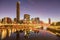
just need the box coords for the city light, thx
[0,0,60,40]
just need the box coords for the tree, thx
[56,22,60,26]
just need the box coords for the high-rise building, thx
[31,17,40,24]
[16,1,20,23]
[23,14,30,24]
[14,18,17,22]
[24,14,30,21]
[48,18,51,24]
[1,17,12,24]
[35,17,40,23]
[0,19,1,23]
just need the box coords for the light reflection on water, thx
[1,30,7,39]
[0,29,17,39]
[0,28,59,40]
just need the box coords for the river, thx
[0,29,60,40]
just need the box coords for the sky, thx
[0,0,60,23]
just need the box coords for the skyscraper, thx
[24,14,30,21]
[16,1,20,23]
[31,17,40,24]
[48,18,51,24]
[1,17,12,24]
[35,17,40,23]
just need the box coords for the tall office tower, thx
[24,14,30,21]
[48,18,51,24]
[16,1,20,23]
[1,17,12,24]
[35,17,40,23]
[0,19,1,23]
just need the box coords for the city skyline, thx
[0,0,60,23]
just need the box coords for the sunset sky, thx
[0,0,60,23]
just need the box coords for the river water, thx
[0,29,60,40]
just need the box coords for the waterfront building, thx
[16,1,20,23]
[1,17,12,24]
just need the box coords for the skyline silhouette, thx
[0,0,60,23]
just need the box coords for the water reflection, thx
[0,28,60,40]
[1,29,7,39]
[0,28,17,40]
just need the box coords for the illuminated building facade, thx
[48,18,51,24]
[31,17,40,24]
[16,1,20,23]
[35,17,40,23]
[24,14,30,21]
[14,18,17,23]
[23,14,30,24]
[1,17,12,24]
